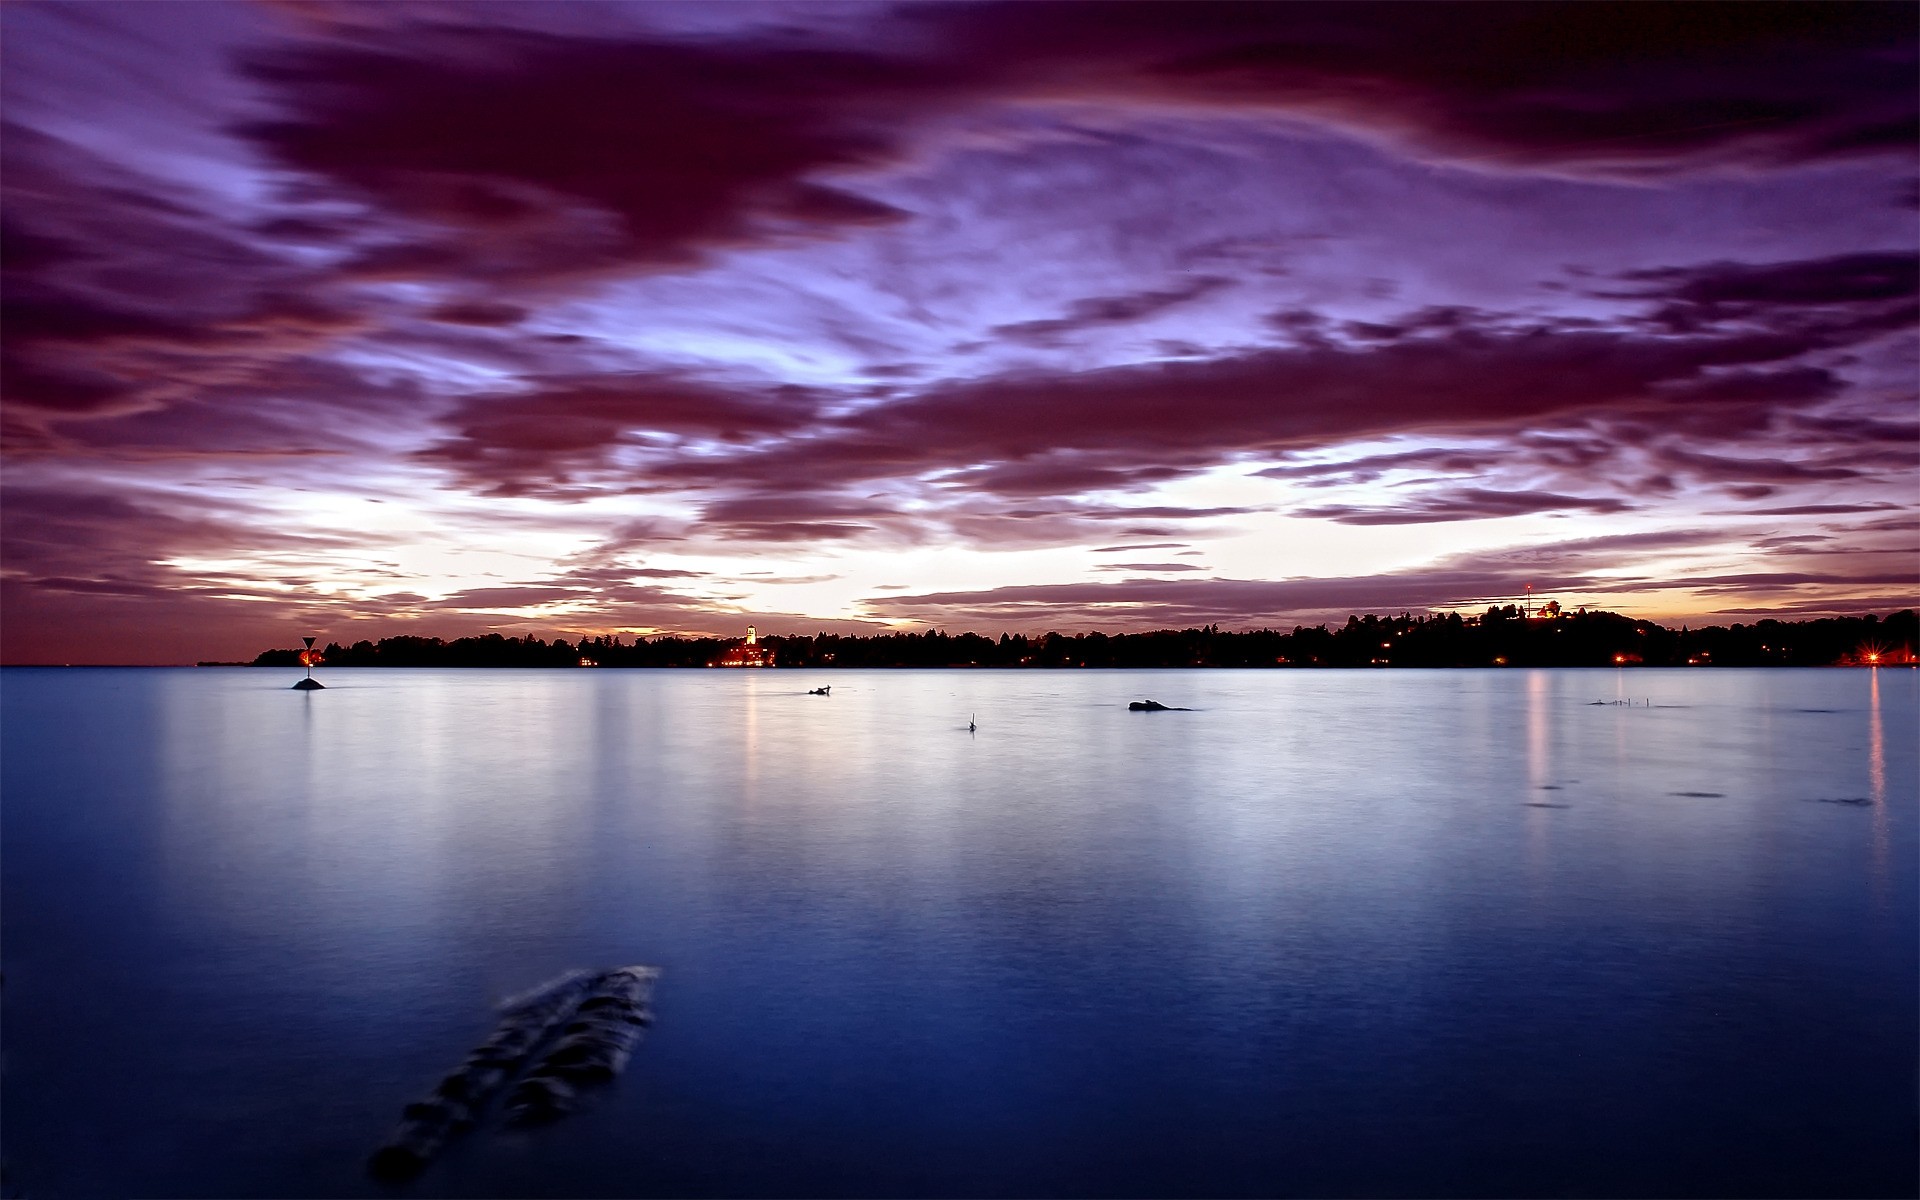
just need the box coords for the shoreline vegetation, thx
[231,608,1918,670]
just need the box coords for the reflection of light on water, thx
[744,676,760,798]
[1527,671,1550,792]
[1869,668,1886,891]
[1612,661,1629,765]
[1525,671,1551,883]
[1869,668,1885,804]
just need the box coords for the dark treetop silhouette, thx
[249,609,1916,670]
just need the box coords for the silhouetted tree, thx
[250,610,1916,669]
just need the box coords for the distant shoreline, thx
[0,661,1913,671]
[200,662,1907,669]
[213,606,1917,670]
[7,607,1912,669]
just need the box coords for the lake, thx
[3,667,1914,1197]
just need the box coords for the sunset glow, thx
[3,2,1915,663]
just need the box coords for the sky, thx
[3,1,1916,664]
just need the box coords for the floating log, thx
[367,966,655,1181]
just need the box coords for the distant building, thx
[711,624,775,668]
[1838,642,1918,666]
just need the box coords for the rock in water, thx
[368,968,641,1180]
[496,968,595,1013]
[501,1074,577,1125]
[1128,699,1170,711]
[367,1130,436,1182]
[292,678,324,690]
[506,966,658,1126]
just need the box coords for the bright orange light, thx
[1868,652,1881,663]
[298,649,322,667]
[1614,654,1626,664]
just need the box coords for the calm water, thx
[4,667,1915,1198]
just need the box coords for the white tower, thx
[747,625,757,645]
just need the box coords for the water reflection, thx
[1526,670,1551,791]
[1524,671,1554,886]
[1870,668,1886,805]
[4,666,1916,1200]
[1871,667,1887,893]
[743,674,761,799]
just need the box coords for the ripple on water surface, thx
[3,667,1915,1197]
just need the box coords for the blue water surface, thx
[4,667,1915,1197]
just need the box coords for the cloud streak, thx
[1,2,1912,661]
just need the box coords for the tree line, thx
[245,607,1917,669]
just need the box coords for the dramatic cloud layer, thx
[2,1,1914,661]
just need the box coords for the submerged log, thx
[368,967,654,1180]
[505,966,658,1126]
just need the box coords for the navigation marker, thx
[293,635,325,690]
